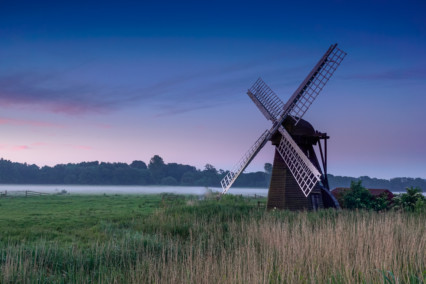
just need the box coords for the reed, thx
[0,195,424,283]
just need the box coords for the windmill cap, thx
[270,117,326,146]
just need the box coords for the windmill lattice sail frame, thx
[285,46,346,125]
[247,78,285,122]
[277,126,321,197]
[220,129,270,192]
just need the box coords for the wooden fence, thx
[0,190,49,198]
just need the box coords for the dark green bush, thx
[392,186,425,212]
[343,181,374,210]
[342,181,392,211]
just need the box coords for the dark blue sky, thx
[0,0,425,178]
[2,1,424,38]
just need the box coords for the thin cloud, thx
[0,53,284,116]
[0,117,63,128]
[31,142,92,150]
[344,66,426,81]
[12,145,30,151]
[94,53,284,110]
[0,72,115,114]
[31,142,48,146]
[136,62,275,117]
[154,100,229,117]
[70,145,92,150]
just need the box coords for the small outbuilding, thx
[331,187,394,206]
[367,188,395,200]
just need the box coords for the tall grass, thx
[0,195,424,283]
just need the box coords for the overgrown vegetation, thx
[338,181,426,212]
[393,186,426,212]
[0,194,424,283]
[342,180,377,210]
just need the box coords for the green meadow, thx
[0,194,424,283]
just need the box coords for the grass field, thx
[0,194,424,283]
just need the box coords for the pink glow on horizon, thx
[0,92,109,116]
[68,145,93,150]
[12,145,30,151]
[95,123,112,129]
[32,143,93,151]
[0,117,63,128]
[31,142,48,147]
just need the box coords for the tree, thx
[130,160,147,169]
[196,164,220,186]
[264,163,272,175]
[165,163,196,182]
[148,155,166,184]
[343,181,374,210]
[204,164,217,174]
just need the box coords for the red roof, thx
[331,187,394,200]
[331,187,350,195]
[368,189,394,198]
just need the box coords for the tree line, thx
[0,156,269,187]
[0,156,424,191]
[327,174,426,192]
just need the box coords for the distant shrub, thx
[371,192,391,211]
[343,181,374,210]
[342,181,392,211]
[392,186,425,212]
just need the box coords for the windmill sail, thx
[276,126,321,197]
[220,129,270,194]
[283,44,346,125]
[247,78,284,122]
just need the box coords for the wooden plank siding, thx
[267,149,324,210]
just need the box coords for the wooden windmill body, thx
[220,44,345,210]
[267,117,339,210]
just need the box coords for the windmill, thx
[220,44,346,210]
